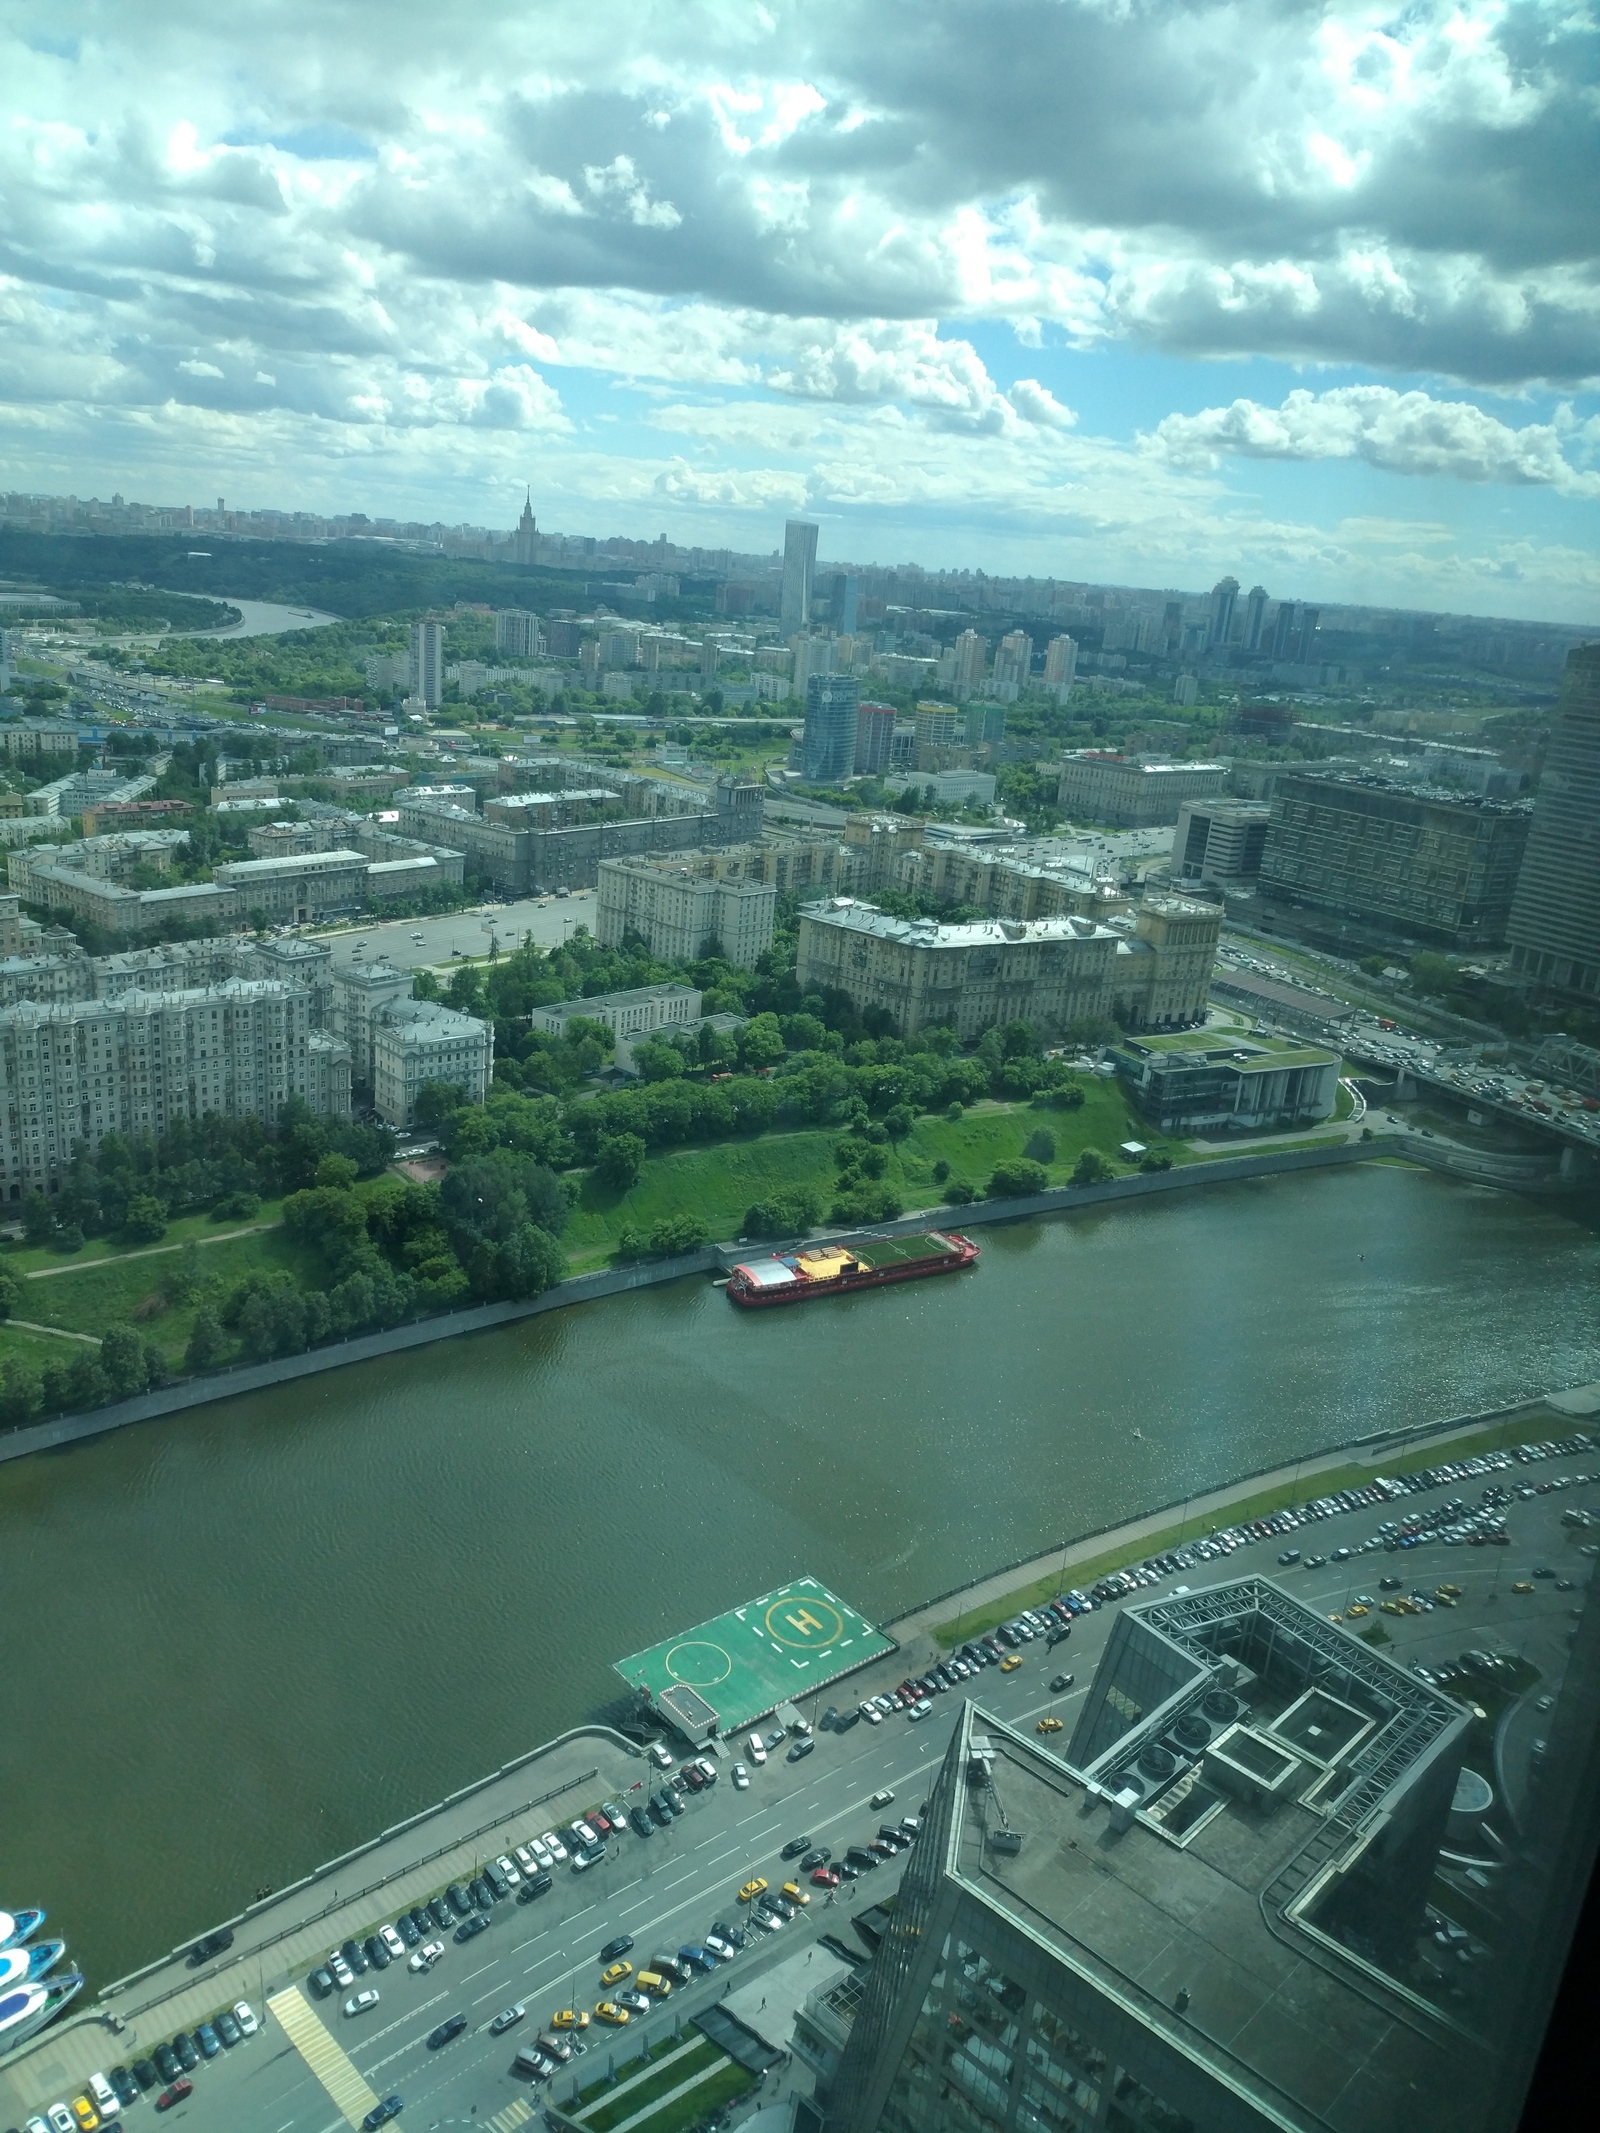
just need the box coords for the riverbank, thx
[0,1135,1402,1465]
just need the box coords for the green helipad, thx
[615,1578,897,1740]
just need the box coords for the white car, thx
[496,1854,522,1886]
[48,2106,74,2133]
[542,1831,568,1862]
[908,1698,934,1720]
[732,1762,750,1789]
[859,1701,882,1724]
[409,1939,445,1972]
[87,2075,119,2119]
[704,1934,737,1960]
[379,1924,406,1961]
[344,1990,380,2017]
[513,1844,538,1874]
[329,1953,354,1987]
[529,1837,553,1868]
[649,1742,674,1768]
[233,2002,259,2036]
[746,1732,767,1764]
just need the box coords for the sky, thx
[2,0,1599,622]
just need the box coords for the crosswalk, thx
[267,1985,381,2129]
[488,2098,534,2133]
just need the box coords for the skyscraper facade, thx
[780,519,819,635]
[409,620,444,707]
[1044,634,1078,694]
[1208,575,1239,648]
[952,629,987,699]
[829,1579,1482,2133]
[1506,642,1600,1002]
[829,571,860,633]
[1243,584,1269,651]
[801,673,859,785]
[854,701,896,776]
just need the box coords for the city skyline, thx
[1,4,1597,624]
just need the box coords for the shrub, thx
[988,1158,1050,1197]
[212,1192,262,1221]
[743,1188,823,1239]
[931,1159,950,1183]
[184,1304,227,1373]
[1039,1082,1085,1111]
[1138,1151,1174,1173]
[593,1133,646,1192]
[942,1179,975,1205]
[648,1215,711,1256]
[99,1325,151,1399]
[1071,1148,1116,1186]
[946,1101,964,1121]
[1023,1128,1056,1165]
[0,1265,21,1321]
[829,1181,904,1225]
[882,1104,915,1140]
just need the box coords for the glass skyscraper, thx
[803,674,859,785]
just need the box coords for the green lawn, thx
[616,2060,755,2133]
[563,1083,1182,1272]
[0,1320,91,1363]
[3,1198,287,1278]
[580,2040,722,2129]
[13,1225,320,1365]
[932,1405,1575,1646]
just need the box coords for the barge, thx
[725,1229,978,1306]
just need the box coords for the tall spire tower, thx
[514,490,537,567]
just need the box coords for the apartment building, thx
[0,980,351,1198]
[597,853,777,967]
[330,957,414,1085]
[371,999,492,1127]
[1058,753,1230,827]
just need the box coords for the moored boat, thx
[726,1229,979,1306]
[0,1942,65,1993]
[0,1910,44,1952]
[0,1971,83,2057]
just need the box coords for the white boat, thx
[0,1972,83,2057]
[0,1942,65,1993]
[0,1909,45,1951]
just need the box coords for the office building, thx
[1208,575,1239,648]
[854,701,897,776]
[371,998,492,1127]
[802,674,860,785]
[780,519,818,635]
[829,572,859,633]
[952,629,987,699]
[1506,641,1600,1002]
[1044,633,1078,698]
[796,893,1219,1038]
[494,608,541,658]
[1243,583,1269,651]
[409,620,445,708]
[0,981,351,1197]
[1058,754,1229,828]
[1114,1029,1338,1131]
[1259,772,1531,951]
[830,1580,1478,2133]
[597,853,777,967]
[1173,798,1271,888]
[210,850,370,924]
[889,768,999,808]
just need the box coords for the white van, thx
[747,1732,767,1764]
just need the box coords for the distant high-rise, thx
[779,519,818,635]
[992,629,1031,697]
[801,673,859,785]
[1243,583,1269,651]
[828,571,859,634]
[1270,600,1299,661]
[1507,642,1600,1003]
[1297,606,1321,664]
[791,634,835,696]
[854,701,896,776]
[409,621,444,708]
[494,609,540,658]
[514,492,537,567]
[951,628,987,699]
[1208,575,1239,648]
[1044,633,1078,696]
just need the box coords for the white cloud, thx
[1009,377,1076,429]
[1150,385,1600,495]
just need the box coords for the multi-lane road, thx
[307,891,597,978]
[18,1436,1593,2133]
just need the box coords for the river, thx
[4,1165,1597,1987]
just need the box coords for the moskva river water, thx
[4,1165,1597,1984]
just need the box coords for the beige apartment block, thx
[597,853,777,968]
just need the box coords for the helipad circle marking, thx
[665,1640,733,1687]
[764,1599,845,1649]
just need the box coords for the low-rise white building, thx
[528,982,703,1042]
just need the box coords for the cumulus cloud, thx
[1151,386,1600,495]
[1009,377,1076,429]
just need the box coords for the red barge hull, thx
[725,1230,979,1307]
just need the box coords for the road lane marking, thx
[354,1991,447,2049]
[267,1986,379,2130]
[489,2101,534,2133]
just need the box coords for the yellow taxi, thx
[1512,1579,1534,1593]
[781,1882,811,1906]
[739,1878,768,1903]
[1344,1603,1369,1617]
[999,1654,1023,1673]
[552,2008,590,2031]
[1380,1600,1404,1616]
[1437,1583,1461,1598]
[1433,1591,1457,1607]
[1036,1716,1063,1735]
[601,1960,633,1987]
[595,2001,630,2027]
[71,2101,99,2132]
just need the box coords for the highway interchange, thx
[20,1434,1594,2133]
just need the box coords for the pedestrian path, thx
[267,1985,378,2128]
[599,2057,733,2133]
[488,2097,534,2133]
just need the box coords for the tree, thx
[737,1013,785,1071]
[20,1192,54,1246]
[989,1158,1050,1196]
[1023,1128,1056,1165]
[67,1347,109,1410]
[413,1079,466,1129]
[882,1104,915,1140]
[632,1038,686,1082]
[0,1356,43,1426]
[184,1304,227,1374]
[99,1325,151,1399]
[0,1264,21,1321]
[315,1153,360,1189]
[1071,1148,1116,1185]
[123,1195,168,1244]
[648,1215,710,1255]
[593,1133,646,1192]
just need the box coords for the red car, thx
[156,2081,194,2112]
[680,1765,707,1792]
[811,1867,841,1889]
